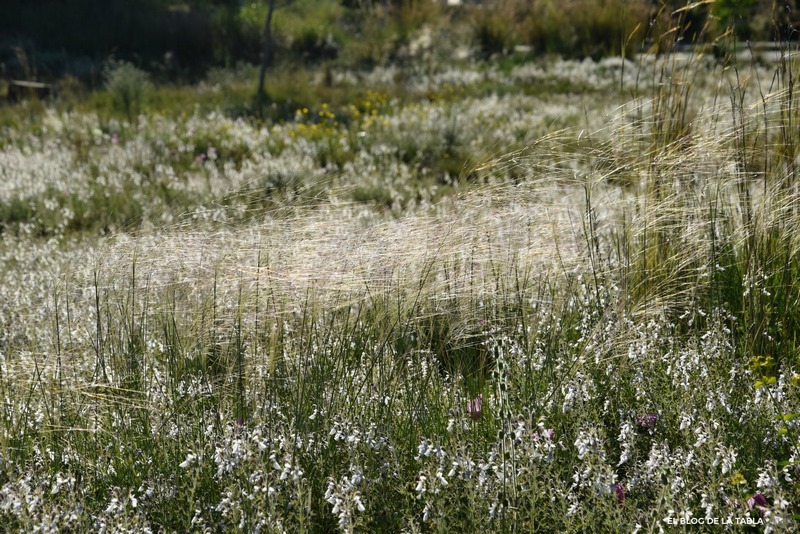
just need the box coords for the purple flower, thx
[636,413,658,430]
[613,483,625,503]
[466,394,483,420]
[747,493,768,512]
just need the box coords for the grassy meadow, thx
[2,37,800,533]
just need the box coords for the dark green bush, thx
[520,0,650,59]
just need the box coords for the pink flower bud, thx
[613,483,625,503]
[466,394,483,420]
[636,413,658,430]
[747,493,768,512]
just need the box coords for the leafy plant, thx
[104,60,151,120]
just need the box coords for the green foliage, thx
[713,0,758,38]
[472,8,517,58]
[104,61,151,120]
[472,0,651,59]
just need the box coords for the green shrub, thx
[472,12,517,57]
[521,0,650,59]
[104,60,151,120]
[470,0,650,59]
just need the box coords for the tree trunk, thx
[257,0,276,96]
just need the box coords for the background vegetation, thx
[3,0,800,84]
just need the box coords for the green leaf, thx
[755,376,776,388]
